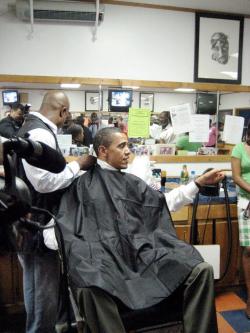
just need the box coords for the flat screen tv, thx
[196,93,217,115]
[2,90,19,105]
[108,89,132,112]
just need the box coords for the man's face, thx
[11,109,24,124]
[158,113,169,127]
[211,33,229,65]
[104,132,130,169]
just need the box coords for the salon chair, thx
[118,286,183,333]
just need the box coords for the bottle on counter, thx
[180,164,189,184]
[160,170,167,192]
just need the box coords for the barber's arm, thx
[165,169,225,212]
[22,128,95,193]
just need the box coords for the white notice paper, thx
[169,103,192,134]
[223,115,244,144]
[56,134,72,148]
[189,114,210,142]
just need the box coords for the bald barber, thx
[16,91,95,333]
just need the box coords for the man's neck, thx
[97,158,119,171]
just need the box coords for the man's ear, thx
[98,145,107,157]
[59,106,67,118]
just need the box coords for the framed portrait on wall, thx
[85,91,103,111]
[139,92,154,112]
[194,12,244,84]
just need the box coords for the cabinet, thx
[0,253,24,313]
[172,203,242,289]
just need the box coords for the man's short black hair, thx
[11,102,25,113]
[65,124,83,140]
[93,127,121,156]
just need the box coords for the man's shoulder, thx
[0,116,12,125]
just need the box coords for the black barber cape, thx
[57,165,203,310]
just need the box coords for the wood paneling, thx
[1,75,250,93]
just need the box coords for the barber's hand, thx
[195,169,225,187]
[76,155,97,170]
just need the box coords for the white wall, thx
[0,2,250,84]
[220,92,250,110]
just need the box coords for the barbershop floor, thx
[1,288,250,333]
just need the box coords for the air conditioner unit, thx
[15,0,104,24]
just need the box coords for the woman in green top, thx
[176,132,202,152]
[231,125,250,318]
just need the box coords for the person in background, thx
[176,132,202,152]
[149,115,161,140]
[155,111,176,143]
[231,123,250,319]
[75,115,92,147]
[115,115,128,135]
[218,121,224,143]
[0,102,25,138]
[16,91,95,333]
[204,120,218,147]
[65,124,84,147]
[53,127,223,333]
[88,112,102,139]
[108,116,114,127]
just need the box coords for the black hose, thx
[190,192,199,244]
[217,177,232,281]
[189,177,233,281]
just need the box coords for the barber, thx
[16,91,95,333]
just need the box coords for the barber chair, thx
[119,287,183,333]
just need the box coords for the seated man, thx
[55,127,223,333]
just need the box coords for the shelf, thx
[149,155,231,163]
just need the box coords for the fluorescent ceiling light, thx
[174,88,195,92]
[60,83,81,89]
[122,86,140,90]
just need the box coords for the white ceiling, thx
[113,0,250,16]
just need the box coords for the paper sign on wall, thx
[189,114,210,142]
[223,115,244,144]
[128,108,151,138]
[169,103,192,134]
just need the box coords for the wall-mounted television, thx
[108,89,133,112]
[196,93,218,115]
[2,90,19,105]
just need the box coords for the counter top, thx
[150,155,231,163]
[65,154,232,164]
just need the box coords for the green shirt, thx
[231,142,250,199]
[176,135,202,152]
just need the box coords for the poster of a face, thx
[194,13,244,84]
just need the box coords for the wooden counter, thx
[65,154,231,164]
[172,203,242,289]
[150,155,231,163]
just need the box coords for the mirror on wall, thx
[0,83,249,154]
